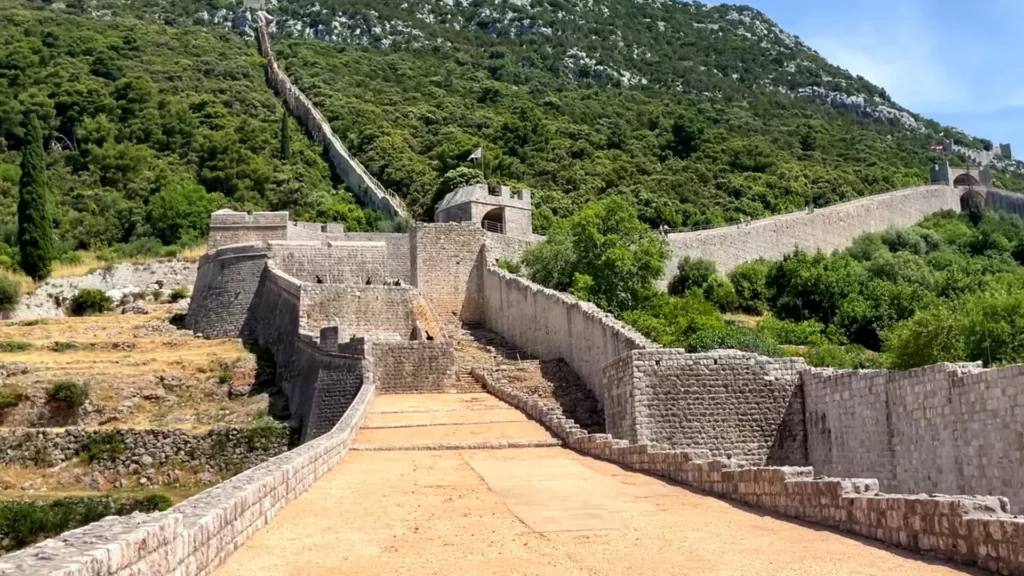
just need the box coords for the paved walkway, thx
[214,392,979,576]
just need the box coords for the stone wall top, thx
[210,210,290,227]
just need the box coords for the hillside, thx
[1,0,1022,240]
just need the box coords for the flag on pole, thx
[931,143,945,151]
[467,147,484,161]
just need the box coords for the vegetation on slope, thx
[0,1,379,277]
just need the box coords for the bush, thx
[244,417,286,451]
[496,258,521,274]
[728,260,771,314]
[0,494,172,552]
[0,273,21,313]
[757,317,825,346]
[0,386,23,409]
[119,237,164,259]
[668,257,716,297]
[806,343,883,369]
[703,275,738,312]
[216,362,234,385]
[69,289,112,316]
[46,380,89,407]
[0,340,32,352]
[168,286,189,303]
[82,431,126,462]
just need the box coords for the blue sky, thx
[736,0,1024,151]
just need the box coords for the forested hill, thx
[1,0,1022,251]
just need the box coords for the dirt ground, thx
[215,393,980,576]
[0,305,263,429]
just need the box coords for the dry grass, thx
[0,305,264,430]
[179,243,208,262]
[50,252,104,279]
[0,462,210,503]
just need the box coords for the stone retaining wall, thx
[803,362,1024,513]
[665,185,960,279]
[0,380,376,576]
[256,18,407,220]
[475,369,1023,576]
[0,425,287,475]
[345,232,411,283]
[602,349,807,465]
[480,264,655,399]
[299,284,420,340]
[267,241,387,285]
[373,341,457,393]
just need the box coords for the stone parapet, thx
[373,340,458,393]
[0,382,376,576]
[475,369,1023,576]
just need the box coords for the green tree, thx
[17,117,54,280]
[147,181,225,245]
[668,257,717,297]
[280,109,290,161]
[522,196,668,315]
[729,260,771,314]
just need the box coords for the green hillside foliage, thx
[0,2,378,269]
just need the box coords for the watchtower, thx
[434,183,533,237]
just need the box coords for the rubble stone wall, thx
[299,284,419,340]
[267,241,387,285]
[602,349,807,465]
[373,341,457,393]
[344,232,411,283]
[803,362,1024,513]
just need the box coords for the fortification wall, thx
[373,341,457,393]
[602,349,806,464]
[345,232,411,282]
[208,211,289,250]
[665,185,960,278]
[256,20,407,220]
[481,265,655,399]
[298,284,419,340]
[0,380,376,576]
[267,241,387,284]
[984,187,1024,220]
[803,362,1024,512]
[411,223,487,324]
[483,233,539,266]
[185,244,270,338]
[301,338,369,442]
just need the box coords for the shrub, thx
[151,288,164,303]
[245,416,286,452]
[496,258,521,274]
[0,340,32,352]
[0,273,21,313]
[806,343,883,369]
[216,363,234,385]
[82,431,126,462]
[757,317,825,346]
[46,380,89,407]
[668,257,716,296]
[168,286,189,303]
[0,386,23,409]
[50,341,80,352]
[0,494,172,552]
[703,275,738,312]
[14,318,47,326]
[119,237,164,259]
[728,260,771,314]
[69,288,112,316]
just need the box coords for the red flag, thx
[931,143,945,151]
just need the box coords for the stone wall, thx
[602,349,806,465]
[984,187,1024,220]
[480,265,655,400]
[185,244,271,338]
[267,241,387,284]
[803,362,1024,513]
[256,18,407,220]
[208,211,289,250]
[478,370,1023,576]
[0,380,376,576]
[0,425,287,475]
[302,339,371,442]
[344,232,411,283]
[411,223,487,324]
[665,185,960,279]
[299,284,419,340]
[373,341,457,393]
[483,233,539,266]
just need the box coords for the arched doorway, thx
[960,188,986,212]
[481,207,505,234]
[953,173,981,187]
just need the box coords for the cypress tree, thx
[17,116,55,280]
[280,108,290,161]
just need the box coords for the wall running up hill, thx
[255,16,407,220]
[665,185,961,278]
